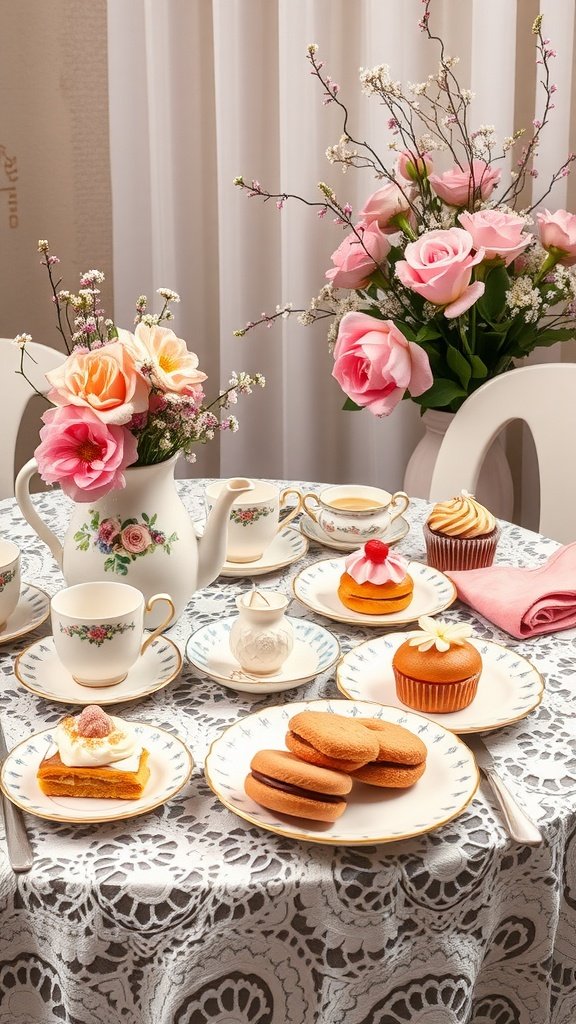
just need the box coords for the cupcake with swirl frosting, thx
[424,491,499,570]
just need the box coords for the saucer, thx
[0,722,194,824]
[0,583,50,645]
[337,632,545,734]
[293,557,456,627]
[219,527,308,578]
[14,634,182,706]
[186,615,340,693]
[300,515,410,552]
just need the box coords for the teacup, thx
[0,540,21,629]
[51,582,175,686]
[205,481,303,563]
[303,485,410,545]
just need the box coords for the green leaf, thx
[117,555,131,564]
[446,346,471,389]
[342,397,363,411]
[470,354,488,379]
[477,265,510,322]
[532,327,576,347]
[142,512,150,524]
[150,513,157,526]
[120,517,138,529]
[415,324,443,343]
[418,378,467,410]
[89,511,100,531]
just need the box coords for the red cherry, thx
[364,539,389,563]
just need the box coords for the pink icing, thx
[77,705,113,738]
[344,545,410,585]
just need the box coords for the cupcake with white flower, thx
[392,616,482,712]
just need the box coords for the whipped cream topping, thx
[427,490,496,538]
[344,541,409,586]
[408,615,473,653]
[55,712,139,767]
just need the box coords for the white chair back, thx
[429,363,576,544]
[0,338,65,499]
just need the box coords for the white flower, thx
[408,616,473,653]
[13,333,32,348]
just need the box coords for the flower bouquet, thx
[234,4,576,418]
[16,241,264,500]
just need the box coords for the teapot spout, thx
[197,477,254,590]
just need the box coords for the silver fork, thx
[0,719,34,872]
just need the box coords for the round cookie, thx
[352,759,427,788]
[244,749,351,822]
[287,710,379,772]
[338,572,414,616]
[357,718,428,766]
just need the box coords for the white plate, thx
[186,615,340,694]
[300,514,410,552]
[337,633,545,734]
[0,722,194,823]
[219,528,308,578]
[0,583,50,645]
[14,634,182,706]
[293,558,456,627]
[204,698,479,845]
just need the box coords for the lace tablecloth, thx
[0,482,575,1024]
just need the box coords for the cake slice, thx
[37,748,150,799]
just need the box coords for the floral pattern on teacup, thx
[324,521,381,537]
[58,621,136,646]
[0,567,16,592]
[229,505,274,526]
[74,511,178,575]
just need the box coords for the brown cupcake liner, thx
[424,523,500,571]
[393,667,481,713]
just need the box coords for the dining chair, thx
[0,337,64,499]
[428,362,576,544]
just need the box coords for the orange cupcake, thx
[392,616,482,713]
[338,540,413,615]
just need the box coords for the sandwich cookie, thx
[351,718,428,788]
[286,709,379,772]
[244,749,352,822]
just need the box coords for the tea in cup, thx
[51,582,175,686]
[0,540,21,629]
[205,480,303,563]
[303,485,409,545]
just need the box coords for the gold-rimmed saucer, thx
[219,527,308,578]
[0,583,50,645]
[14,634,182,706]
[337,632,545,734]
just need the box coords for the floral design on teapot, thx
[0,567,16,593]
[74,510,178,575]
[58,620,136,646]
[229,505,274,526]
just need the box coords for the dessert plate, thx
[300,514,410,552]
[204,698,479,845]
[293,558,456,627]
[219,528,308,578]
[337,632,545,734]
[14,634,182,706]
[0,583,50,645]
[186,616,340,694]
[0,722,194,823]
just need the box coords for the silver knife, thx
[0,719,34,872]
[467,734,543,846]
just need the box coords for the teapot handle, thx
[15,458,64,570]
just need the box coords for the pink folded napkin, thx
[447,542,576,639]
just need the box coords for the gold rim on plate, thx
[0,584,51,645]
[13,634,183,706]
[335,635,545,735]
[220,529,309,577]
[203,698,480,846]
[291,557,457,627]
[0,724,194,824]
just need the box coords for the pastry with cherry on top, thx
[338,540,413,615]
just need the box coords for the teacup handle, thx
[141,593,176,654]
[387,491,410,523]
[301,492,320,525]
[277,488,304,533]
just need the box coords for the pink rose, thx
[46,342,150,425]
[396,150,433,182]
[98,517,121,545]
[358,182,413,231]
[120,325,208,395]
[537,209,576,266]
[120,524,152,554]
[429,160,501,206]
[35,406,138,502]
[458,210,531,267]
[332,312,433,416]
[325,221,391,289]
[395,228,485,318]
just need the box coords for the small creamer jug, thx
[229,590,294,675]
